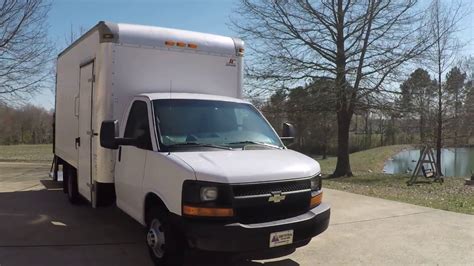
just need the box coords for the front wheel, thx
[146,207,184,265]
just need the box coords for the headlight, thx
[310,173,322,191]
[200,186,218,201]
[182,180,233,218]
[310,174,323,208]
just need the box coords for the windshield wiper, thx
[225,141,281,149]
[168,142,232,150]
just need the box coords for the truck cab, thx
[100,92,330,264]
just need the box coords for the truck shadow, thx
[189,259,299,266]
[0,180,299,266]
[190,258,299,266]
[244,260,299,266]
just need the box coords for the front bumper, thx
[181,203,330,258]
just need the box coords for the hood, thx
[171,149,320,184]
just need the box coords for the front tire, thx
[146,207,184,265]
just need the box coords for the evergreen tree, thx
[399,68,436,143]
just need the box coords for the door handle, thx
[87,130,99,136]
[75,137,80,148]
[118,146,122,162]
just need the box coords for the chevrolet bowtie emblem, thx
[268,191,286,203]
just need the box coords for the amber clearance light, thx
[176,42,186,47]
[310,191,323,208]
[183,205,234,217]
[187,43,198,49]
[165,40,175,46]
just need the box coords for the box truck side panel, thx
[92,43,116,185]
[55,31,101,168]
[56,31,101,185]
[111,44,242,121]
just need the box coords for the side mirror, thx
[281,122,296,143]
[100,120,120,149]
[100,120,137,149]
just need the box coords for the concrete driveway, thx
[0,162,473,266]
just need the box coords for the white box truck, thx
[53,21,330,265]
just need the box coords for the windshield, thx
[152,99,283,150]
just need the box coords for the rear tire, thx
[62,164,69,194]
[66,165,80,204]
[146,207,184,265]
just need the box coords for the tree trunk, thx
[379,114,384,146]
[322,144,327,160]
[333,109,353,177]
[434,5,444,176]
[364,111,372,148]
[436,69,443,176]
[454,92,458,147]
[332,0,353,177]
[391,116,396,145]
[418,94,426,143]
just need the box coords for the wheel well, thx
[144,193,168,225]
[63,161,77,176]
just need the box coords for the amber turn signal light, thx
[310,191,323,208]
[182,205,234,217]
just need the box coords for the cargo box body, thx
[55,21,243,204]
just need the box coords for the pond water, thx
[383,147,474,177]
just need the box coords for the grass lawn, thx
[318,145,474,215]
[0,144,53,163]
[318,144,413,174]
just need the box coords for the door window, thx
[124,101,153,150]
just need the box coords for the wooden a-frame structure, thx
[407,146,444,185]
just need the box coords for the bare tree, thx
[0,102,53,144]
[64,24,86,47]
[233,0,433,177]
[0,0,53,102]
[424,0,464,175]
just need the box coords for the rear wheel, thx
[146,207,184,265]
[62,164,69,194]
[65,165,80,204]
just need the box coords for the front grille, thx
[234,201,309,224]
[231,179,311,224]
[233,179,310,197]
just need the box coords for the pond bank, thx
[317,145,474,214]
[384,147,474,177]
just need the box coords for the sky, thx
[32,0,474,110]
[34,0,236,109]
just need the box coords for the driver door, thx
[115,100,154,220]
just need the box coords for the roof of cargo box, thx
[141,92,249,103]
[58,21,244,58]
